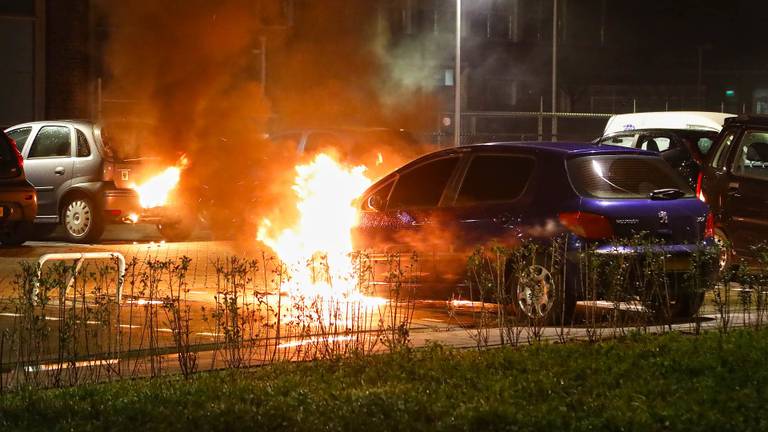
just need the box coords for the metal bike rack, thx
[33,252,126,304]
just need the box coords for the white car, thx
[597,111,735,187]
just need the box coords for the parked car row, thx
[597,112,768,268]
[351,111,768,320]
[3,113,768,324]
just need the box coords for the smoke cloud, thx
[98,0,440,246]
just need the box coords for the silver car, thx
[3,120,187,243]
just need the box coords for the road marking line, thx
[124,299,164,305]
[278,335,354,349]
[25,358,119,372]
[196,332,221,337]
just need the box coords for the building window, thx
[442,69,455,87]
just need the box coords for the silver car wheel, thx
[64,199,92,238]
[517,264,555,319]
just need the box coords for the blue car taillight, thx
[558,211,614,240]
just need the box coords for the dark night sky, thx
[605,1,767,69]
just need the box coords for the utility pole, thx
[454,0,462,147]
[551,0,558,141]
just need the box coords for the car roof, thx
[4,119,96,132]
[457,141,653,156]
[723,114,768,128]
[603,111,735,135]
[391,141,654,174]
[272,127,409,135]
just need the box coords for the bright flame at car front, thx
[257,153,379,301]
[130,155,188,209]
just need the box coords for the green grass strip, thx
[2,330,768,431]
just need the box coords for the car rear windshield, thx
[567,155,693,199]
[100,122,151,160]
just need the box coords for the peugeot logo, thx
[658,210,669,225]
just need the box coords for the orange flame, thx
[130,155,188,209]
[257,153,375,300]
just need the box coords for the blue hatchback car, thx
[353,142,716,320]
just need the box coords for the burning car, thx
[353,142,718,321]
[189,127,429,240]
[3,120,190,243]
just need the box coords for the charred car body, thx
[268,127,427,178]
[353,142,717,320]
[188,127,429,240]
[4,120,188,243]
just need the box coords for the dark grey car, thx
[4,120,182,243]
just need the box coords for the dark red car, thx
[0,132,37,245]
[698,115,768,267]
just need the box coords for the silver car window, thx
[6,127,32,153]
[28,126,71,158]
[76,129,91,157]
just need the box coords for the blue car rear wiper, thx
[649,188,685,200]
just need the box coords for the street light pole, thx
[551,0,558,141]
[454,0,462,147]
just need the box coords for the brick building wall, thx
[44,0,93,120]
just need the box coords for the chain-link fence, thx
[429,110,613,147]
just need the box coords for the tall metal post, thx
[454,0,462,147]
[551,0,558,141]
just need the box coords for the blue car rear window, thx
[567,155,693,199]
